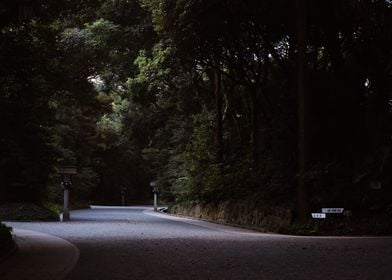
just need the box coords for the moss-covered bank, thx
[0,203,59,222]
[170,200,293,233]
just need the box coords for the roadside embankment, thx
[169,200,292,233]
[169,201,392,236]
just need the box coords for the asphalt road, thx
[6,206,392,280]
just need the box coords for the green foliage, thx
[137,0,392,230]
[1,0,157,206]
[0,20,58,204]
[181,108,221,199]
[42,202,63,214]
[1,0,391,233]
[0,203,59,221]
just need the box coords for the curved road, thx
[6,206,392,280]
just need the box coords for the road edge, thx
[143,209,267,236]
[0,229,80,280]
[144,209,392,239]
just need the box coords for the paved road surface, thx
[6,206,392,280]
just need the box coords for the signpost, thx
[150,181,158,212]
[58,166,77,222]
[312,208,345,220]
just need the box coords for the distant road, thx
[6,206,392,280]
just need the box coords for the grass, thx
[0,203,59,222]
[43,202,62,215]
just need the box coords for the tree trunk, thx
[250,86,259,169]
[296,0,309,222]
[215,70,224,165]
[19,1,35,21]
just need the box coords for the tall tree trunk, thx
[296,0,309,222]
[19,1,35,21]
[250,86,258,169]
[215,70,223,165]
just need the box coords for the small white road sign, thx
[321,208,344,214]
[311,213,326,219]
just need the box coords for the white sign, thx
[311,213,326,219]
[322,208,344,214]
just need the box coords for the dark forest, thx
[1,0,391,235]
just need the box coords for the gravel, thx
[6,206,392,280]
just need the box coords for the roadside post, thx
[121,187,126,206]
[150,181,158,212]
[58,166,77,222]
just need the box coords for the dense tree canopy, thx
[1,0,391,231]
